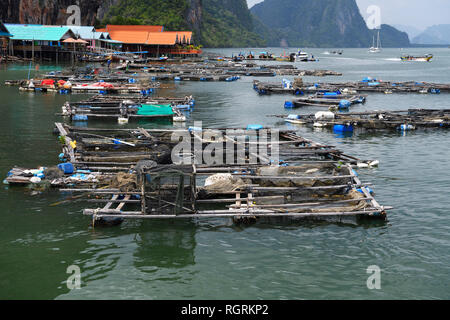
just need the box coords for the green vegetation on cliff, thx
[200,0,265,47]
[100,0,189,30]
[99,0,265,47]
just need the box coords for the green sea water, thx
[0,48,449,299]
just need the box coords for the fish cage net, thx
[141,169,195,215]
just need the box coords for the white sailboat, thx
[369,30,382,53]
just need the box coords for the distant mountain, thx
[392,24,424,40]
[376,24,410,48]
[0,0,411,48]
[251,0,410,48]
[412,24,450,45]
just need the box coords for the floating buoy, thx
[173,116,186,122]
[30,177,41,184]
[284,101,294,108]
[118,117,129,124]
[369,160,380,167]
[357,162,369,168]
[315,111,335,120]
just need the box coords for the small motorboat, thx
[401,54,433,62]
[295,50,309,61]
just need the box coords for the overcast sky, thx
[247,0,450,30]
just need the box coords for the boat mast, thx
[377,30,381,49]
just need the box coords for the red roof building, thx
[101,25,199,57]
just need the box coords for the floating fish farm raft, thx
[253,79,450,95]
[59,95,195,123]
[285,93,367,110]
[5,123,391,225]
[277,108,450,132]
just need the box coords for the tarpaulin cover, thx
[41,79,55,86]
[137,104,174,116]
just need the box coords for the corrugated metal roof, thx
[0,22,12,37]
[5,24,74,41]
[68,26,96,39]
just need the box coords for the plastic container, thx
[333,124,353,133]
[315,111,335,120]
[246,124,264,131]
[73,115,88,121]
[284,101,294,108]
[188,126,202,132]
[399,124,415,131]
[339,100,351,109]
[58,163,74,174]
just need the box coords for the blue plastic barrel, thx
[284,101,294,108]
[339,100,352,109]
[58,163,74,174]
[333,124,353,133]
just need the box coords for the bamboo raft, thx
[14,79,160,94]
[275,108,450,131]
[59,100,187,123]
[5,124,390,224]
[59,95,195,122]
[289,94,367,109]
[253,79,450,95]
[44,124,389,224]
